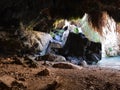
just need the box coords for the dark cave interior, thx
[0,0,120,31]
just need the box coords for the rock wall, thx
[80,12,120,57]
[100,12,120,57]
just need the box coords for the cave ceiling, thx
[0,0,120,28]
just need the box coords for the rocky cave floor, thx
[0,55,120,90]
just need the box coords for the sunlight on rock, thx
[79,13,120,57]
[101,12,119,57]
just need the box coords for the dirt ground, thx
[0,55,120,90]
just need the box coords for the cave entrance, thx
[52,12,120,69]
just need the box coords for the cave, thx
[0,0,120,64]
[0,0,120,90]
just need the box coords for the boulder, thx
[0,30,52,56]
[41,53,66,62]
[16,30,52,56]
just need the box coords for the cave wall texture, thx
[0,0,120,31]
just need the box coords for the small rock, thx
[52,62,83,69]
[36,69,50,76]
[80,60,88,67]
[41,81,60,90]
[54,55,66,62]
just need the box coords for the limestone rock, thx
[0,30,52,56]
[36,69,50,76]
[16,30,52,55]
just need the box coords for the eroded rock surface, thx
[0,30,52,56]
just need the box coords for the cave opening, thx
[52,12,120,69]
